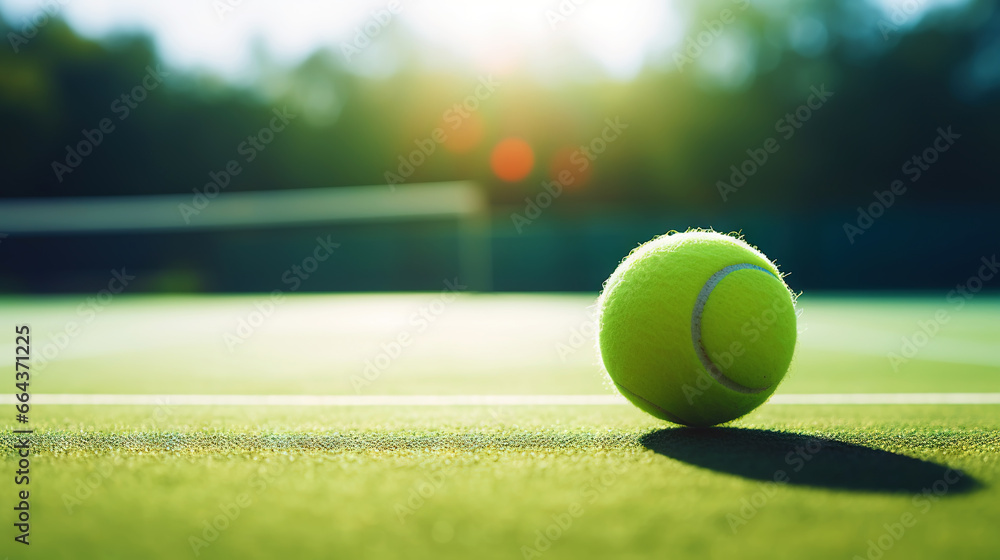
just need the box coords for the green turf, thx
[2,293,999,559]
[3,293,999,395]
[2,405,999,559]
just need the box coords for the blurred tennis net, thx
[0,181,493,291]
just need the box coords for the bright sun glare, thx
[402,0,681,79]
[0,0,681,81]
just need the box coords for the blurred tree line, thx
[0,1,998,293]
[1,0,997,210]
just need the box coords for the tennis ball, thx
[598,230,797,427]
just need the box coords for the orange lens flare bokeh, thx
[490,137,535,182]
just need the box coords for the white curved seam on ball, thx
[691,263,775,394]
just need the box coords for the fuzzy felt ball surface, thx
[597,230,797,426]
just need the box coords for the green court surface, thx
[2,294,999,559]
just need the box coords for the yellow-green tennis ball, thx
[598,230,797,427]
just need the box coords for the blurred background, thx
[0,0,997,293]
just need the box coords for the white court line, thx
[2,393,1000,406]
[774,393,1000,405]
